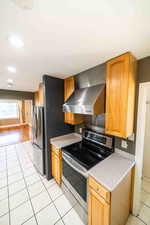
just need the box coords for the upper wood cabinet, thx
[34,83,44,106]
[105,52,137,138]
[64,77,83,125]
[64,76,75,101]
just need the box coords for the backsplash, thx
[75,118,135,155]
[115,137,135,155]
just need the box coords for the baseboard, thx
[0,123,29,131]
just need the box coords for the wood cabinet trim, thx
[88,171,132,225]
[51,145,62,185]
[51,145,61,156]
[64,76,83,125]
[88,186,110,225]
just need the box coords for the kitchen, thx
[0,1,150,225]
[48,52,136,225]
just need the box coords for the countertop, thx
[51,133,135,192]
[50,133,82,149]
[88,149,135,192]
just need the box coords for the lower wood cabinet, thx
[51,145,62,185]
[51,145,132,225]
[88,188,110,225]
[88,172,132,225]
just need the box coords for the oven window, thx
[62,159,87,202]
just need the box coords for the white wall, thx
[143,90,150,179]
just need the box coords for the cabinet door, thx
[106,52,136,138]
[64,77,74,101]
[88,188,110,225]
[55,155,62,185]
[64,77,83,125]
[51,151,55,178]
[51,151,62,185]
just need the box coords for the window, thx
[0,102,19,120]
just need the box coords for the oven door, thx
[62,152,87,205]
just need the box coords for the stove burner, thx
[62,131,114,170]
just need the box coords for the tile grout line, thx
[16,144,39,224]
[21,202,55,225]
[0,150,34,217]
[5,145,11,225]
[143,202,150,209]
[135,215,148,225]
[38,174,67,225]
[2,142,86,225]
[2,189,49,217]
[38,174,65,224]
[1,173,44,202]
[24,142,66,224]
[39,176,82,225]
[35,153,87,224]
[15,143,39,225]
[142,188,150,195]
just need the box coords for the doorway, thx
[0,99,33,147]
[133,82,150,223]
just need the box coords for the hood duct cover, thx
[63,84,105,115]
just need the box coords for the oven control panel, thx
[83,130,113,149]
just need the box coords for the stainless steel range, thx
[62,129,114,210]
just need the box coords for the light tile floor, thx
[0,142,150,225]
[125,177,150,225]
[0,142,86,225]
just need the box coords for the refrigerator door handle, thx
[35,113,38,138]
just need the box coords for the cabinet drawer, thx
[89,176,110,203]
[51,145,61,156]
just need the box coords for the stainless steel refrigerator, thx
[32,106,45,175]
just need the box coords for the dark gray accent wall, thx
[43,75,73,180]
[138,56,150,83]
[0,89,34,100]
[76,63,106,89]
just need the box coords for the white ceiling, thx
[0,0,150,92]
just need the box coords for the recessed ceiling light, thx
[8,84,13,88]
[8,35,24,48]
[8,66,16,73]
[7,79,13,88]
[12,0,34,10]
[7,78,13,84]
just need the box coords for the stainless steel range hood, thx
[63,84,105,115]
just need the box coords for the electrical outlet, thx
[128,133,135,141]
[79,128,83,134]
[121,140,128,149]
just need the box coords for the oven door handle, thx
[62,154,88,178]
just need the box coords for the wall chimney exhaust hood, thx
[63,84,105,115]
